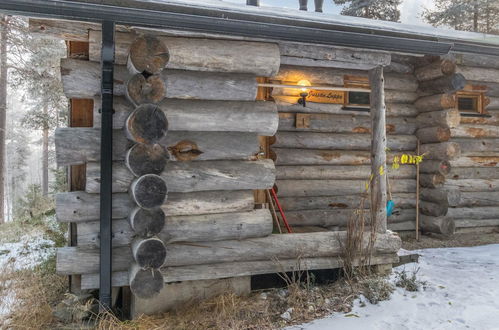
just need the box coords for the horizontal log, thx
[385,61,414,74]
[56,190,254,223]
[488,98,499,110]
[451,125,499,139]
[278,43,391,71]
[56,231,402,274]
[460,111,499,125]
[129,263,164,299]
[416,109,460,129]
[420,216,455,235]
[29,18,97,41]
[287,208,415,227]
[126,100,278,137]
[274,96,417,116]
[419,173,445,188]
[450,156,499,167]
[126,70,257,105]
[388,221,415,232]
[278,113,416,135]
[456,65,499,84]
[419,201,447,217]
[420,188,461,207]
[128,35,280,76]
[86,159,275,194]
[415,59,456,82]
[467,81,499,97]
[418,73,466,94]
[132,237,167,269]
[449,167,499,180]
[80,254,399,289]
[275,179,416,197]
[419,160,451,175]
[444,179,499,192]
[446,206,499,220]
[414,94,456,113]
[276,165,415,180]
[453,138,499,156]
[420,142,461,160]
[278,193,417,211]
[56,128,260,166]
[274,66,417,92]
[273,132,416,151]
[455,219,499,228]
[61,59,129,98]
[78,209,273,247]
[458,191,499,207]
[416,127,451,143]
[452,53,499,70]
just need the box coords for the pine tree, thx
[423,0,499,34]
[333,0,402,22]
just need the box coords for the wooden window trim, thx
[456,91,486,114]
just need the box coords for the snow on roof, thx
[130,0,499,47]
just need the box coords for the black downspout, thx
[99,20,115,311]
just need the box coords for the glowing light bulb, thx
[297,79,311,92]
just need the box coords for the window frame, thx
[456,91,486,114]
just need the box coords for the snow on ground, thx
[290,244,499,330]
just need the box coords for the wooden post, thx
[416,140,420,241]
[368,66,387,233]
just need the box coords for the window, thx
[343,75,370,110]
[347,91,370,106]
[456,91,485,114]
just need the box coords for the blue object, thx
[386,200,395,217]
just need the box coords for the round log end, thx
[439,160,451,175]
[421,216,455,236]
[133,238,167,269]
[129,36,169,75]
[127,74,165,105]
[130,267,164,299]
[131,174,168,209]
[126,143,169,177]
[441,94,457,109]
[451,73,467,91]
[130,207,166,237]
[126,104,168,144]
[441,59,457,75]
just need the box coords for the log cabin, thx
[5,0,499,318]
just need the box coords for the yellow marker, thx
[379,165,385,176]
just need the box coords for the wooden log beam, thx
[419,160,451,175]
[126,71,257,105]
[80,254,399,289]
[286,208,415,227]
[419,201,448,217]
[56,231,402,274]
[273,96,418,117]
[446,206,499,219]
[444,179,499,192]
[416,109,460,129]
[420,188,461,206]
[454,138,499,156]
[460,111,499,125]
[388,221,415,232]
[418,73,467,94]
[129,263,164,299]
[369,66,388,233]
[450,156,499,168]
[278,43,391,71]
[278,113,416,135]
[275,179,415,197]
[273,132,416,151]
[420,142,461,160]
[420,216,455,235]
[452,53,499,70]
[458,191,499,207]
[419,173,445,188]
[415,94,456,113]
[55,128,260,166]
[128,35,280,76]
[455,219,499,228]
[77,209,273,247]
[29,18,100,41]
[86,159,276,194]
[414,59,456,82]
[278,193,417,211]
[416,127,451,143]
[456,65,499,84]
[451,125,499,139]
[275,165,416,180]
[56,190,254,223]
[450,167,499,180]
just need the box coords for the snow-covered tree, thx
[423,0,499,34]
[333,0,402,22]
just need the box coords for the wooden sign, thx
[307,90,345,104]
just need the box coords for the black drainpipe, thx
[99,20,115,311]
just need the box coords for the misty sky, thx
[225,0,436,26]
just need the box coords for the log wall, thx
[270,63,418,232]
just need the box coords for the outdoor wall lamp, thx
[297,79,311,107]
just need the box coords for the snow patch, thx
[0,233,55,271]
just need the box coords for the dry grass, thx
[0,263,66,329]
[95,278,361,330]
